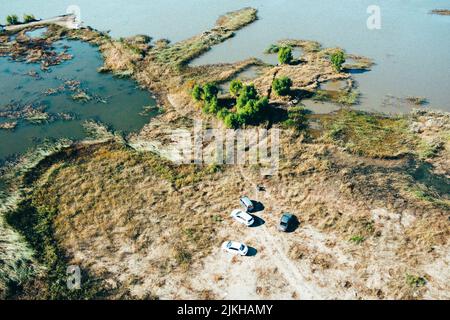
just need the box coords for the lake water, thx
[0,40,157,161]
[2,0,449,114]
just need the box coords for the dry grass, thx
[255,267,288,298]
[12,142,245,298]
[430,9,450,16]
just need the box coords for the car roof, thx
[236,210,252,220]
[229,241,242,249]
[240,196,253,206]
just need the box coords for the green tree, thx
[205,96,220,114]
[236,84,258,108]
[331,50,346,72]
[191,84,204,101]
[6,14,19,25]
[278,46,293,65]
[272,76,293,96]
[229,79,243,97]
[224,113,241,129]
[236,96,268,125]
[202,83,219,102]
[217,108,230,120]
[23,14,36,23]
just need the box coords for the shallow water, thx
[1,0,450,112]
[0,40,156,161]
[25,27,47,39]
[1,0,449,115]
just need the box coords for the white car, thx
[230,209,255,226]
[221,241,249,256]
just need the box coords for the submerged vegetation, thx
[406,96,428,106]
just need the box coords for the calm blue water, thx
[1,1,449,113]
[0,40,157,160]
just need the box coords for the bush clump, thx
[23,14,36,23]
[192,82,268,129]
[330,50,346,72]
[272,76,293,96]
[406,274,427,288]
[229,79,243,97]
[6,14,20,26]
[192,83,219,103]
[278,46,293,65]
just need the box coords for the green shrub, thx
[217,108,230,120]
[229,79,243,97]
[192,83,219,103]
[6,14,20,26]
[272,76,293,96]
[224,113,241,129]
[349,235,365,244]
[278,46,293,65]
[406,274,427,288]
[236,84,258,107]
[236,96,268,125]
[202,83,219,102]
[23,14,36,23]
[204,96,220,114]
[192,84,204,101]
[284,105,308,130]
[192,82,268,128]
[331,50,346,72]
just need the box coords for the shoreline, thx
[3,14,80,32]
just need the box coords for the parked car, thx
[230,209,255,226]
[279,213,297,232]
[221,241,249,256]
[240,196,254,212]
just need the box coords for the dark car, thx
[279,213,297,232]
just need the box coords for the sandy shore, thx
[4,14,80,32]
